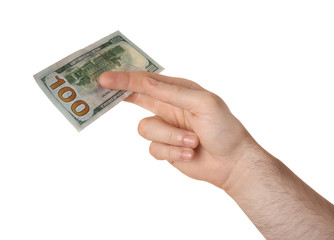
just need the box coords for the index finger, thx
[99,71,207,112]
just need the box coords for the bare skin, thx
[99,71,334,240]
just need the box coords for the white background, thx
[0,0,333,239]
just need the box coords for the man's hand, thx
[99,71,334,240]
[99,71,254,190]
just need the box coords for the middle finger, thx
[138,116,199,149]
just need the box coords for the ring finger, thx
[149,142,195,162]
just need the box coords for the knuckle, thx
[187,80,202,90]
[203,91,223,108]
[175,85,184,93]
[142,75,156,90]
[190,82,201,89]
[167,130,174,144]
[169,83,183,93]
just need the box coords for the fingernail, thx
[183,135,198,147]
[181,150,193,161]
[147,77,159,86]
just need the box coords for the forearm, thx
[225,145,334,240]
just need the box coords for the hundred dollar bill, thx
[34,31,164,131]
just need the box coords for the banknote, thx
[34,31,164,131]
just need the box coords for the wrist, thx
[221,142,275,198]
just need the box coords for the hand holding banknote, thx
[99,71,334,240]
[99,71,254,190]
